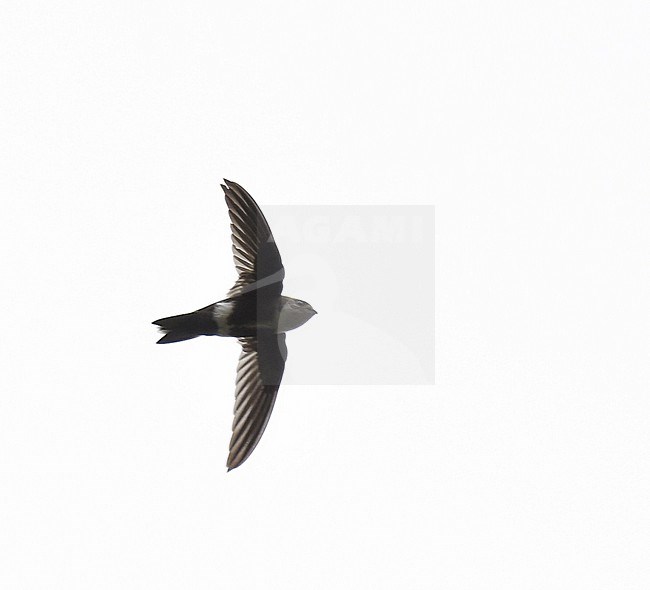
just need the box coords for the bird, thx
[153,179,317,471]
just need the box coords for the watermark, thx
[267,205,435,385]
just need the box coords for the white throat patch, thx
[277,303,313,332]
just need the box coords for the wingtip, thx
[224,179,245,193]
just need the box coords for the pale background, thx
[1,1,649,589]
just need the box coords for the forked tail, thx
[152,308,214,344]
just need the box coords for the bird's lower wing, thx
[227,332,287,470]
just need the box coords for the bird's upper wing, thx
[221,179,284,298]
[227,331,287,471]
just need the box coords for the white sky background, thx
[1,1,649,588]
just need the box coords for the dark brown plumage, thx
[153,180,316,471]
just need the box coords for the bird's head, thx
[278,296,318,332]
